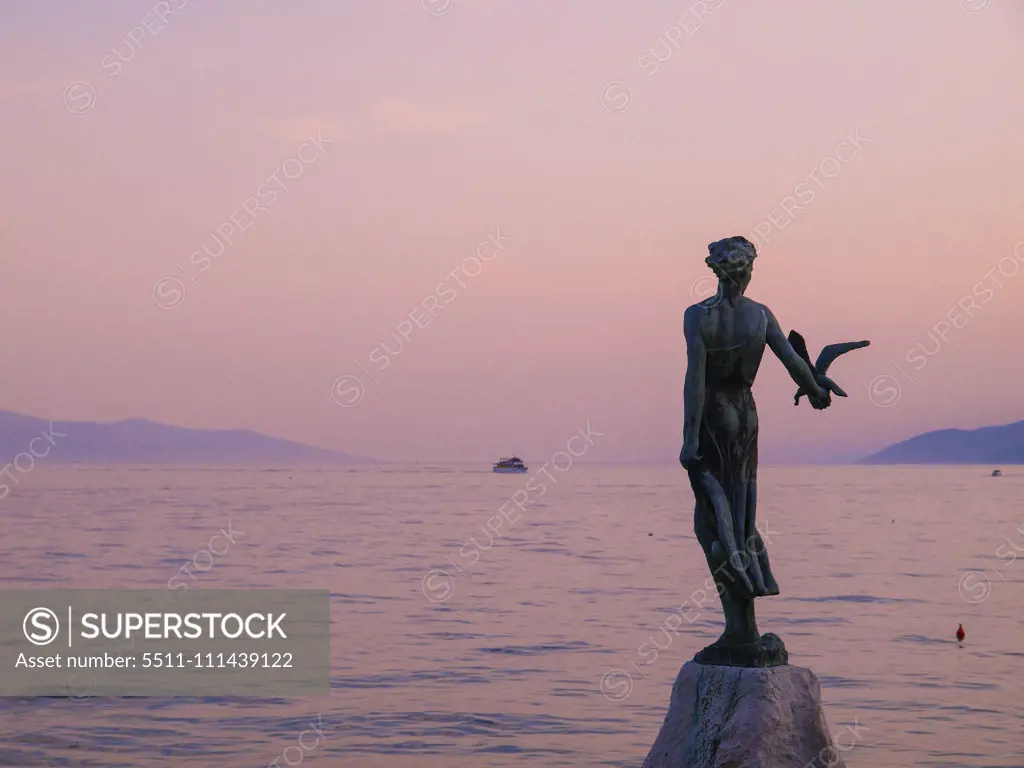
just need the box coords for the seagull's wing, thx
[787,330,814,371]
[815,340,870,374]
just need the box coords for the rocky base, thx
[641,662,846,768]
[693,632,788,668]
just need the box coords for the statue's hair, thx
[706,236,757,279]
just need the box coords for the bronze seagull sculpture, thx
[788,331,870,406]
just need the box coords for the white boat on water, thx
[992,469,1003,477]
[493,456,527,473]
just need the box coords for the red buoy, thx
[956,624,965,643]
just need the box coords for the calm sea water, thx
[0,464,1022,767]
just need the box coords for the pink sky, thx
[1,0,1022,463]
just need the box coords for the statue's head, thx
[706,236,756,291]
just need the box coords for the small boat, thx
[493,456,527,473]
[992,469,1002,477]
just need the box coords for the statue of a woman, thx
[679,236,831,666]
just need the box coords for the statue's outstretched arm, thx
[764,309,828,408]
[680,305,707,466]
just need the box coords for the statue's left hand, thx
[679,443,702,470]
[808,385,831,410]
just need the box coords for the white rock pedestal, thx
[641,662,846,768]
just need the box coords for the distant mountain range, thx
[0,410,373,464]
[860,420,1024,464]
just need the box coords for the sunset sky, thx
[1,0,1022,463]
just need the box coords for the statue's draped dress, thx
[689,305,779,599]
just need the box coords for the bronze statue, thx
[679,236,868,667]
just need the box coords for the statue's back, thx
[696,298,768,389]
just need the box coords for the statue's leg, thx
[692,479,756,643]
[710,560,760,645]
[692,396,761,647]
